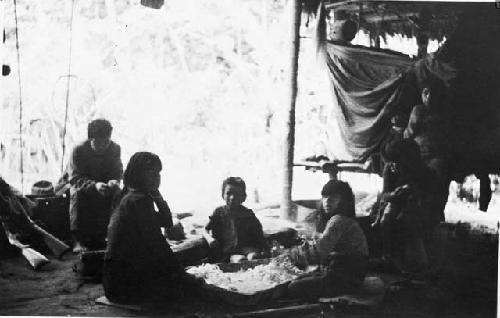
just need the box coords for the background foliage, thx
[1,0,345,212]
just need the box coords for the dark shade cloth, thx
[65,140,123,244]
[206,205,267,258]
[313,4,456,160]
[103,189,189,303]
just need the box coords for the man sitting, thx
[66,119,123,252]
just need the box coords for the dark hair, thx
[420,77,446,110]
[321,180,355,218]
[382,137,404,163]
[383,138,421,164]
[88,119,113,139]
[390,114,406,128]
[421,76,446,91]
[123,152,162,191]
[0,176,12,196]
[221,177,246,196]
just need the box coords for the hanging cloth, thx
[313,4,456,160]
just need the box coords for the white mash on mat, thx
[187,258,316,295]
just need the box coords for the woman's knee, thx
[287,275,325,301]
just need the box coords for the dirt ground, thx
[0,226,497,318]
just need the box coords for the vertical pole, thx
[0,1,4,188]
[372,25,381,49]
[416,33,429,58]
[13,0,24,194]
[416,7,431,58]
[0,0,4,115]
[374,35,380,48]
[281,0,301,220]
[60,0,75,174]
[357,3,362,38]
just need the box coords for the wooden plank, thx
[95,296,142,312]
[4,228,49,270]
[232,304,321,318]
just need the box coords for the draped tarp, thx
[322,43,412,159]
[314,4,457,160]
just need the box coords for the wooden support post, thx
[281,0,301,221]
[371,26,381,49]
[416,7,431,58]
[357,2,362,34]
[374,35,380,48]
[0,0,4,114]
[416,33,429,58]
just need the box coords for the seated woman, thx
[205,177,268,263]
[373,138,430,272]
[286,180,368,302]
[103,152,202,304]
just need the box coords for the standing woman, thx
[404,79,450,227]
[103,152,202,304]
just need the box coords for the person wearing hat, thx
[286,180,368,302]
[31,180,55,196]
[66,119,123,252]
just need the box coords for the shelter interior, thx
[0,0,499,317]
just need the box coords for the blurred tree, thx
[0,0,340,210]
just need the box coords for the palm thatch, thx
[301,1,488,43]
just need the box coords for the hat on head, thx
[31,180,55,196]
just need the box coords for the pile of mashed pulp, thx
[187,258,316,295]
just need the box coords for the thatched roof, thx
[303,1,491,42]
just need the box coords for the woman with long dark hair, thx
[286,180,368,301]
[103,152,202,304]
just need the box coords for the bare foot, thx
[72,241,88,253]
[230,254,246,263]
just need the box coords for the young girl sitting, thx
[286,180,368,302]
[205,177,268,262]
[103,152,202,304]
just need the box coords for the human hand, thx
[208,238,218,249]
[247,252,258,260]
[389,162,398,174]
[95,182,109,196]
[149,189,163,201]
[230,254,246,263]
[289,246,307,270]
[107,180,120,189]
[393,184,410,197]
